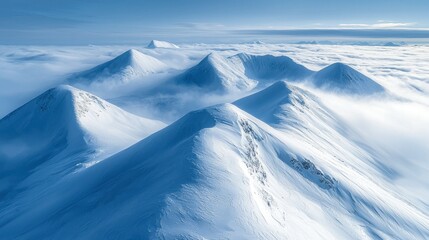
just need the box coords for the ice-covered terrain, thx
[176,52,256,92]
[147,40,180,49]
[0,85,164,201]
[310,62,385,94]
[229,52,314,82]
[69,49,168,86]
[0,43,428,239]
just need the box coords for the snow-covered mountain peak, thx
[234,81,293,109]
[164,103,250,137]
[147,40,179,49]
[233,81,317,126]
[229,53,314,81]
[183,103,242,125]
[8,84,109,120]
[175,52,313,94]
[114,48,148,67]
[0,85,165,156]
[203,51,225,63]
[2,85,77,122]
[312,62,385,94]
[69,49,167,85]
[176,53,256,92]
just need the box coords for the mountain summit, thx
[176,52,256,92]
[0,85,164,166]
[311,62,384,94]
[230,53,314,81]
[69,49,167,85]
[147,40,179,49]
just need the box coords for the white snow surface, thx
[175,52,312,93]
[1,43,429,239]
[0,85,165,186]
[1,102,428,239]
[310,62,385,94]
[229,52,314,81]
[176,52,256,92]
[69,49,168,85]
[147,40,180,49]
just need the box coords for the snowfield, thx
[0,42,428,239]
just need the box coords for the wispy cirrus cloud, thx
[339,20,416,29]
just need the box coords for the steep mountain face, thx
[0,85,164,156]
[229,53,314,82]
[311,62,384,94]
[0,85,164,197]
[1,103,427,239]
[235,81,397,185]
[176,52,256,93]
[234,82,429,239]
[234,81,336,129]
[147,40,179,49]
[234,80,385,171]
[234,81,394,184]
[69,49,167,85]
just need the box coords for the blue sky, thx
[1,0,428,44]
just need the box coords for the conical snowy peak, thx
[69,49,167,85]
[176,52,256,93]
[229,53,314,81]
[311,62,384,94]
[147,40,179,49]
[1,85,84,142]
[234,81,323,126]
[0,85,165,161]
[234,81,293,122]
[234,80,293,107]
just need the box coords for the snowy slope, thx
[234,82,429,239]
[0,85,164,154]
[0,85,164,193]
[147,40,179,49]
[1,103,428,239]
[311,62,385,94]
[69,49,167,85]
[175,52,313,93]
[1,44,429,240]
[234,81,391,177]
[235,81,396,186]
[0,85,165,236]
[176,52,256,92]
[229,53,314,82]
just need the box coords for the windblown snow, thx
[1,43,428,240]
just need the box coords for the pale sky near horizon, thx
[1,0,428,44]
